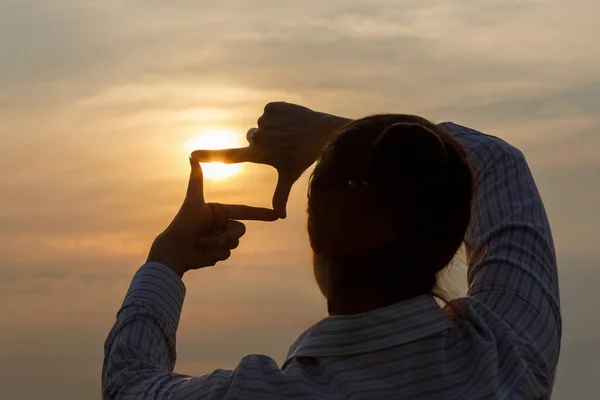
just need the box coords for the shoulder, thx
[438,122,527,174]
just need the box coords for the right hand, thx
[192,102,350,218]
[147,157,278,278]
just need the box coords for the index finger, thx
[211,203,279,221]
[192,146,256,164]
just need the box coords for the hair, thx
[307,114,474,301]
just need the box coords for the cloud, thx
[3,0,597,115]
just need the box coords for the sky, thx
[1,0,599,398]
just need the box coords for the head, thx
[307,115,474,315]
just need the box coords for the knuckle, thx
[218,249,231,260]
[208,204,228,228]
[263,102,277,114]
[246,127,257,142]
[257,115,266,127]
[237,221,247,236]
[264,101,286,114]
[200,255,217,267]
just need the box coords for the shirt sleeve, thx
[102,262,233,400]
[440,123,561,385]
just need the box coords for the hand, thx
[147,157,278,278]
[192,102,350,218]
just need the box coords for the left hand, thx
[192,102,351,219]
[147,157,278,278]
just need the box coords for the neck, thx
[326,289,425,316]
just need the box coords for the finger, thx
[196,252,217,268]
[273,171,296,219]
[225,237,240,250]
[191,147,257,164]
[186,157,205,204]
[197,236,222,248]
[215,204,279,221]
[257,115,275,130]
[206,248,231,262]
[220,219,246,240]
[197,236,240,250]
[263,101,287,114]
[209,203,229,234]
[246,127,258,144]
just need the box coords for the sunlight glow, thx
[185,129,244,180]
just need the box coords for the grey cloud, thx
[0,0,575,114]
[0,2,126,82]
[430,82,600,121]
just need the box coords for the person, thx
[102,102,560,399]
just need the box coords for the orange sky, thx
[1,1,599,399]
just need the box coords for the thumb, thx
[186,156,205,204]
[273,170,296,219]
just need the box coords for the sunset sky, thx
[1,1,599,399]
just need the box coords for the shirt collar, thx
[283,295,450,366]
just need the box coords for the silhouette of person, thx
[103,103,560,399]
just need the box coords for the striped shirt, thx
[103,122,560,399]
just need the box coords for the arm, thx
[102,160,276,400]
[102,263,226,400]
[192,103,561,384]
[441,122,561,385]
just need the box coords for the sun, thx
[185,129,244,180]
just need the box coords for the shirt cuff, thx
[120,262,187,333]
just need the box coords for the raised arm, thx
[192,103,561,390]
[102,160,277,400]
[440,122,561,388]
